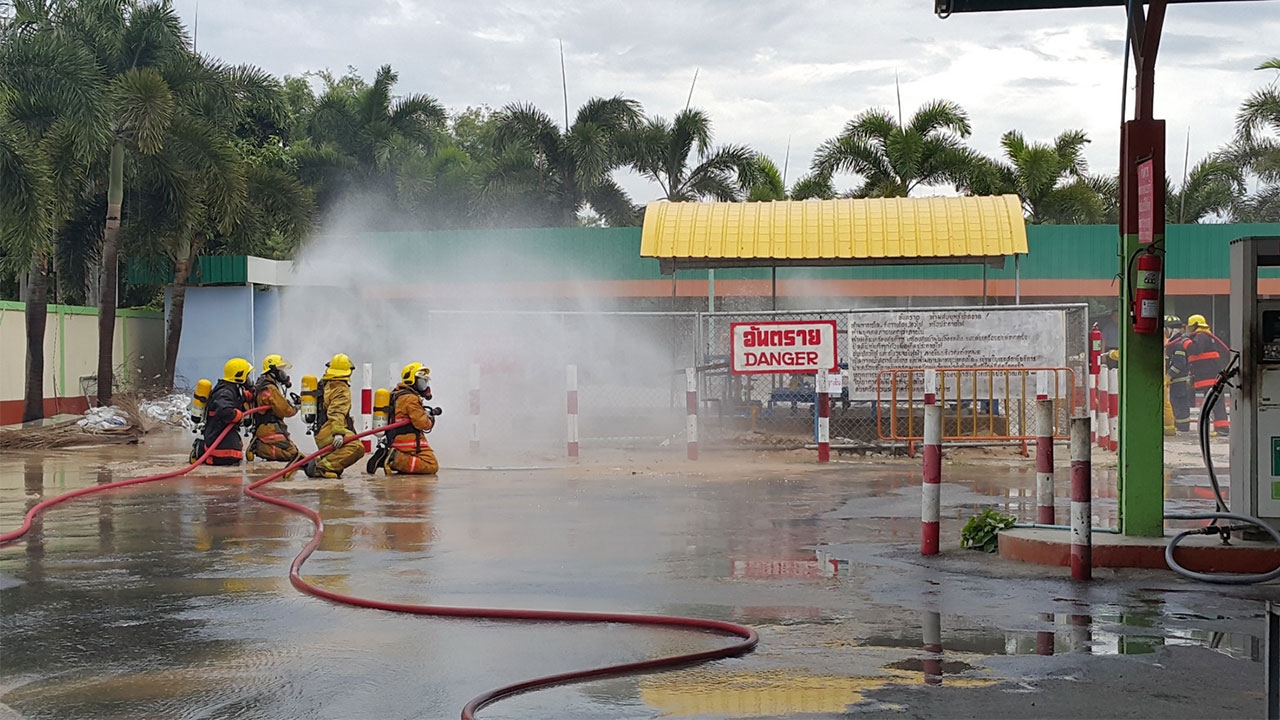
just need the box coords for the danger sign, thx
[730,320,838,375]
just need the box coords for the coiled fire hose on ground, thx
[1,409,759,718]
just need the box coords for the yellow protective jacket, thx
[255,378,297,427]
[316,379,355,444]
[389,383,434,451]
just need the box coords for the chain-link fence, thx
[415,305,1088,455]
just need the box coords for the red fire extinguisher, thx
[1089,323,1103,375]
[1131,250,1162,335]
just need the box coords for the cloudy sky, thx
[173,0,1278,202]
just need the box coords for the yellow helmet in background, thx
[223,357,253,384]
[323,353,354,380]
[262,353,292,373]
[400,362,431,385]
[1187,314,1209,331]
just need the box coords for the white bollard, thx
[469,363,481,454]
[1035,370,1055,525]
[922,369,941,556]
[685,368,698,460]
[360,363,373,452]
[816,368,831,463]
[566,364,579,458]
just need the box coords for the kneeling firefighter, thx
[196,358,255,466]
[250,354,301,464]
[304,353,365,478]
[368,362,442,475]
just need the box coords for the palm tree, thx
[1229,57,1280,220]
[1,5,109,420]
[1234,57,1280,182]
[37,0,192,405]
[1166,158,1245,223]
[961,130,1107,224]
[746,156,835,201]
[626,108,760,202]
[303,64,447,217]
[811,100,983,197]
[488,96,641,226]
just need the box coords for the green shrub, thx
[960,509,1017,553]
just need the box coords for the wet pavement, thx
[0,432,1271,719]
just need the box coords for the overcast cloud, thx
[175,0,1279,203]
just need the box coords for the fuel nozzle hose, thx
[1,414,759,719]
[1164,354,1280,584]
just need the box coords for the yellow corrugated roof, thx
[640,195,1028,268]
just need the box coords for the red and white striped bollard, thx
[1070,416,1092,581]
[1035,370,1055,525]
[468,363,480,454]
[922,369,941,556]
[1088,370,1097,443]
[685,368,698,460]
[1107,367,1119,452]
[360,363,373,452]
[816,368,831,463]
[1096,366,1109,451]
[566,364,579,458]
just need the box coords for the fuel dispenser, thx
[1228,236,1280,534]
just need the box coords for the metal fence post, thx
[922,369,941,556]
[1036,371,1055,525]
[566,364,579,459]
[1071,416,1092,581]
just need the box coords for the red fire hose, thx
[0,407,266,545]
[2,414,759,719]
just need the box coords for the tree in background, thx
[487,96,642,226]
[811,99,983,197]
[1,2,110,420]
[746,156,835,201]
[625,108,760,202]
[1228,57,1280,221]
[961,129,1107,224]
[1166,158,1245,223]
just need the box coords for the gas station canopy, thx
[640,195,1029,274]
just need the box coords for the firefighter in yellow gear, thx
[303,353,365,478]
[1183,314,1230,437]
[368,362,440,475]
[1164,315,1192,433]
[250,354,301,464]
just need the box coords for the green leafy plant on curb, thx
[960,509,1017,553]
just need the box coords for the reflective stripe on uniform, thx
[208,448,242,458]
[1188,351,1220,362]
[1194,379,1218,389]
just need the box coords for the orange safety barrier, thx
[875,367,1080,454]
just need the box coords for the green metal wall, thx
[129,223,1280,286]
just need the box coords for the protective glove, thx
[231,409,244,423]
[289,392,301,407]
[430,406,443,417]
[331,435,345,450]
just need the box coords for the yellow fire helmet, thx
[223,357,253,384]
[400,362,431,385]
[1187,314,1209,331]
[262,353,292,373]
[323,353,354,380]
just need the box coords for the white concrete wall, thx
[0,301,165,403]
